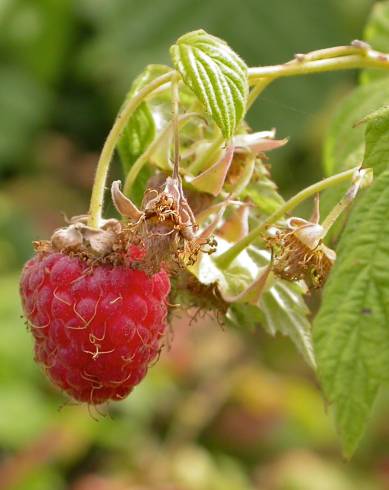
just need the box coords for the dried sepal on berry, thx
[48,216,123,257]
[111,177,216,273]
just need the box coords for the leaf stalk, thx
[215,167,359,269]
[87,71,175,228]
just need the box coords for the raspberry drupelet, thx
[20,251,170,404]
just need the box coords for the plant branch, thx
[88,43,389,229]
[215,167,359,269]
[248,47,389,82]
[172,73,180,179]
[87,70,175,228]
[247,77,273,109]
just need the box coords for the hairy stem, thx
[291,43,368,62]
[88,43,389,228]
[321,169,368,234]
[248,48,389,82]
[172,73,180,179]
[88,70,175,228]
[247,78,273,109]
[215,167,358,269]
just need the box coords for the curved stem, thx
[290,44,367,62]
[248,50,389,82]
[247,78,273,109]
[215,167,358,269]
[88,44,389,229]
[172,73,180,179]
[87,70,175,228]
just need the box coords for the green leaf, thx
[118,102,155,205]
[78,0,367,145]
[323,78,389,177]
[117,67,166,204]
[314,106,389,457]
[361,0,389,84]
[170,29,248,139]
[320,78,389,240]
[193,238,315,367]
[248,248,315,368]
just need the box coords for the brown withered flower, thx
[266,167,373,289]
[266,215,336,289]
[111,176,216,273]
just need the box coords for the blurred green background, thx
[2,1,389,489]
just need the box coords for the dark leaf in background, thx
[0,67,50,173]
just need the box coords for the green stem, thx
[215,167,358,269]
[189,49,374,177]
[290,44,366,62]
[87,70,175,228]
[88,44,389,228]
[247,51,389,82]
[172,73,181,179]
[321,177,361,234]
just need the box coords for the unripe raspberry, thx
[20,252,170,404]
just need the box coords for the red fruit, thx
[20,252,170,404]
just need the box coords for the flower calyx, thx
[32,216,124,262]
[111,177,216,273]
[266,199,336,289]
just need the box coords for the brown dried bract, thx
[112,177,216,274]
[266,218,336,289]
[36,216,139,269]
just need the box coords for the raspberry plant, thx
[19,1,389,457]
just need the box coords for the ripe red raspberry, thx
[20,251,170,404]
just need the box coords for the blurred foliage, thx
[2,0,389,489]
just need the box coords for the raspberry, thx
[20,252,170,404]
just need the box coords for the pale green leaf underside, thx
[170,29,249,139]
[314,107,389,457]
[193,238,315,367]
